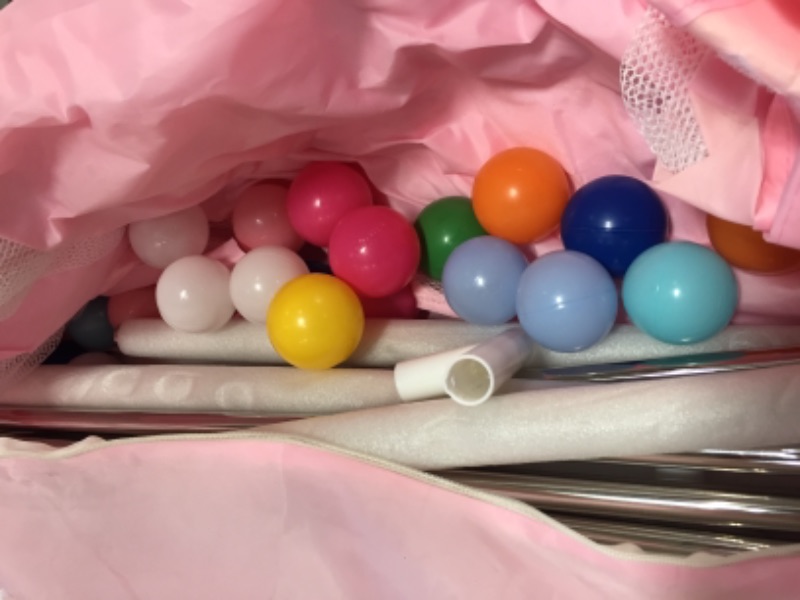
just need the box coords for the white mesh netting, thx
[0,327,63,386]
[620,7,710,173]
[0,228,124,385]
[0,228,124,321]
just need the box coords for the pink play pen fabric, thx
[2,0,800,361]
[1,437,799,600]
[2,0,800,597]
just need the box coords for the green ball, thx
[414,196,487,280]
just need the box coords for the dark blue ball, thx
[67,297,115,352]
[561,175,668,277]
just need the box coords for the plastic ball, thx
[286,162,373,247]
[156,256,235,333]
[267,273,365,369]
[128,206,210,269]
[232,183,304,251]
[107,286,160,329]
[472,147,571,244]
[706,214,800,275]
[229,247,309,323]
[414,196,487,280]
[67,297,116,352]
[359,285,419,319]
[622,242,738,345]
[516,251,618,352]
[442,236,528,325]
[328,205,420,298]
[561,175,668,277]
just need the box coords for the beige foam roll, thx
[266,365,800,470]
[117,319,800,369]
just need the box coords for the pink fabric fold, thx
[0,438,798,599]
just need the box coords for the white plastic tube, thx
[394,345,476,401]
[444,328,532,406]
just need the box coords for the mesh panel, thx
[0,328,62,387]
[620,7,709,173]
[0,229,124,321]
[0,228,124,384]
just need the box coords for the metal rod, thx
[0,407,304,434]
[556,515,780,556]
[532,346,800,382]
[443,471,800,532]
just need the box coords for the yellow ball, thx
[267,273,365,369]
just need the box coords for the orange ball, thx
[706,213,800,274]
[472,147,571,244]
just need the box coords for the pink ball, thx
[286,162,373,247]
[329,206,421,298]
[359,285,420,319]
[128,206,210,269]
[232,183,304,251]
[107,286,160,328]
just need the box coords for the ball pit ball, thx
[67,297,116,352]
[442,236,528,325]
[232,183,304,251]
[706,213,800,275]
[359,285,419,319]
[286,162,373,247]
[128,206,210,269]
[156,256,235,333]
[328,205,421,298]
[472,147,571,244]
[414,196,486,280]
[622,242,738,345]
[267,273,365,370]
[561,175,668,277]
[229,247,309,324]
[107,286,160,329]
[516,251,618,352]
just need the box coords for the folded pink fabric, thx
[3,0,800,358]
[0,437,798,599]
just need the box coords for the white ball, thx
[129,206,210,269]
[156,256,235,332]
[229,247,309,323]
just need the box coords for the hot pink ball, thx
[329,206,421,298]
[286,162,373,247]
[232,183,303,251]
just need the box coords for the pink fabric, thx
[0,437,798,599]
[2,0,800,354]
[652,0,800,249]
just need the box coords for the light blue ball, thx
[516,251,618,352]
[442,236,528,325]
[622,242,738,344]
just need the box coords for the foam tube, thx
[0,365,401,413]
[117,319,800,369]
[117,318,505,367]
[444,328,532,406]
[265,364,800,470]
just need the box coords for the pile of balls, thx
[127,162,422,369]
[67,146,800,368]
[425,147,800,353]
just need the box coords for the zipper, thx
[2,430,800,567]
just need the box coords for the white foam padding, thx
[117,319,800,369]
[265,365,800,470]
[0,365,401,414]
